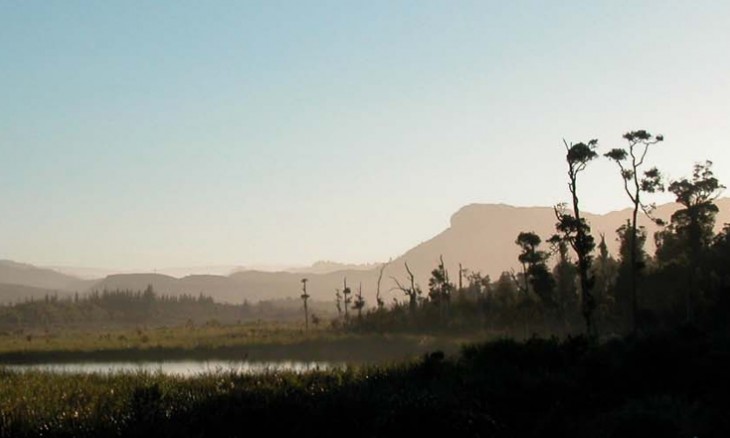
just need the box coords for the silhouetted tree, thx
[428,255,455,322]
[515,232,554,307]
[605,130,664,332]
[458,263,465,293]
[668,161,724,252]
[516,232,541,292]
[664,161,725,322]
[376,262,388,310]
[549,235,579,328]
[352,283,366,319]
[300,278,310,330]
[707,224,730,326]
[592,233,619,326]
[555,139,598,336]
[493,271,518,308]
[342,278,352,320]
[614,220,648,327]
[334,289,343,318]
[428,255,454,306]
[391,262,422,314]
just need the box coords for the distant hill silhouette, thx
[88,269,377,304]
[389,198,730,287]
[287,260,380,274]
[0,260,92,292]
[1,199,728,305]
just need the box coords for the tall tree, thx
[554,139,598,336]
[666,161,725,322]
[604,130,664,333]
[515,232,554,307]
[614,220,648,327]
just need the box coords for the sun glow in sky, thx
[1,1,729,270]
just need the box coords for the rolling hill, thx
[0,260,92,292]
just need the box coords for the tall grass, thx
[1,328,728,437]
[0,322,476,364]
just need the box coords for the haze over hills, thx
[0,260,92,293]
[1,199,728,305]
[50,265,248,280]
[286,261,381,275]
[48,262,374,280]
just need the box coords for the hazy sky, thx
[1,1,729,271]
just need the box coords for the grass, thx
[0,321,329,354]
[1,327,729,437]
[0,321,480,364]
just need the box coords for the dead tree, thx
[458,263,464,292]
[342,278,352,320]
[353,282,366,319]
[375,261,389,309]
[391,262,421,314]
[300,278,310,330]
[334,288,343,318]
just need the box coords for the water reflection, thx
[2,360,338,376]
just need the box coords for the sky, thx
[1,1,729,271]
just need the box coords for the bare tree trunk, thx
[569,171,595,337]
[301,279,309,331]
[376,262,388,309]
[406,263,417,314]
[630,203,639,334]
[343,278,350,320]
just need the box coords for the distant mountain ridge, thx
[389,198,730,288]
[1,199,728,304]
[0,260,92,292]
[287,261,381,274]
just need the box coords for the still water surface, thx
[2,361,338,376]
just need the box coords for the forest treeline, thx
[0,287,333,331]
[335,131,729,337]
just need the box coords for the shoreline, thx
[0,334,466,365]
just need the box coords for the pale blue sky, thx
[1,1,729,270]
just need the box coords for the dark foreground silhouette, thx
[1,327,728,437]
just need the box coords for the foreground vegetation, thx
[0,327,728,437]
